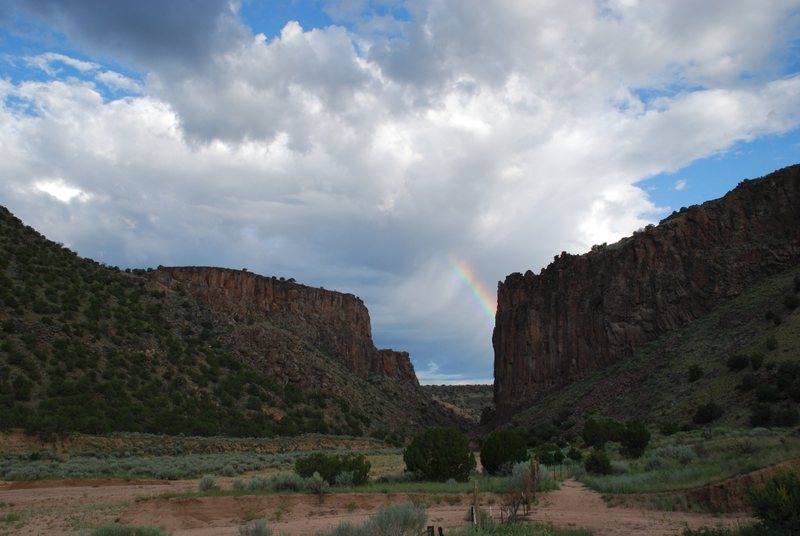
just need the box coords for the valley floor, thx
[0,477,750,535]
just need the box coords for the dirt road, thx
[0,478,751,535]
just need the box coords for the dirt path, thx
[0,478,752,535]
[527,479,750,536]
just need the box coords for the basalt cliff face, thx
[150,267,418,385]
[493,164,800,413]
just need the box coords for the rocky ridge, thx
[493,164,800,413]
[150,267,417,385]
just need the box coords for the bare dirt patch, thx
[0,477,755,535]
[527,479,750,536]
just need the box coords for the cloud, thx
[34,178,92,203]
[26,52,100,76]
[11,0,248,71]
[1,1,800,381]
[675,179,687,191]
[96,71,142,93]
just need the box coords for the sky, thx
[1,1,799,384]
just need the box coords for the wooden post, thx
[473,480,479,527]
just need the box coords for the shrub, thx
[528,422,561,445]
[403,427,475,482]
[794,275,800,293]
[295,453,370,485]
[619,420,650,459]
[783,294,799,311]
[584,448,612,475]
[693,401,723,425]
[480,430,528,475]
[652,445,696,465]
[750,353,764,371]
[266,471,304,492]
[533,443,558,466]
[658,421,679,436]
[566,447,582,462]
[750,403,774,428]
[335,471,354,487]
[738,373,759,392]
[726,353,749,371]
[688,365,703,382]
[239,519,272,536]
[582,417,623,448]
[774,406,799,427]
[746,470,800,533]
[315,503,426,536]
[304,471,330,496]
[364,502,427,536]
[766,337,778,351]
[756,383,781,402]
[198,474,216,492]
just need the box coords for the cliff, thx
[493,164,800,413]
[150,266,418,385]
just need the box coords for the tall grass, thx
[578,427,800,494]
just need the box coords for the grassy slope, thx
[0,206,414,440]
[509,264,800,434]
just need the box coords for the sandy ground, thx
[0,477,752,535]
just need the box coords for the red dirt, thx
[0,477,753,535]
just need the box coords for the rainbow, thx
[449,255,496,325]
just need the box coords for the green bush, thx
[693,401,723,425]
[726,354,750,371]
[528,422,561,446]
[403,427,475,482]
[566,447,582,462]
[334,471,354,487]
[619,420,650,459]
[750,403,774,428]
[688,365,703,382]
[739,374,759,392]
[747,470,800,533]
[750,354,765,371]
[198,474,216,492]
[294,453,370,485]
[315,502,426,536]
[269,473,306,491]
[774,406,799,427]
[783,294,799,311]
[584,448,612,475]
[582,417,623,448]
[533,443,559,465]
[304,471,330,495]
[364,502,427,536]
[481,430,528,475]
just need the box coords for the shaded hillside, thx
[503,258,800,436]
[423,384,494,423]
[0,206,460,439]
[494,164,800,415]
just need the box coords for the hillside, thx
[503,263,800,436]
[0,206,460,439]
[423,384,494,424]
[494,164,800,416]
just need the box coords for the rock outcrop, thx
[493,164,800,413]
[150,266,418,385]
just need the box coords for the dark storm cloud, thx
[13,0,248,71]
